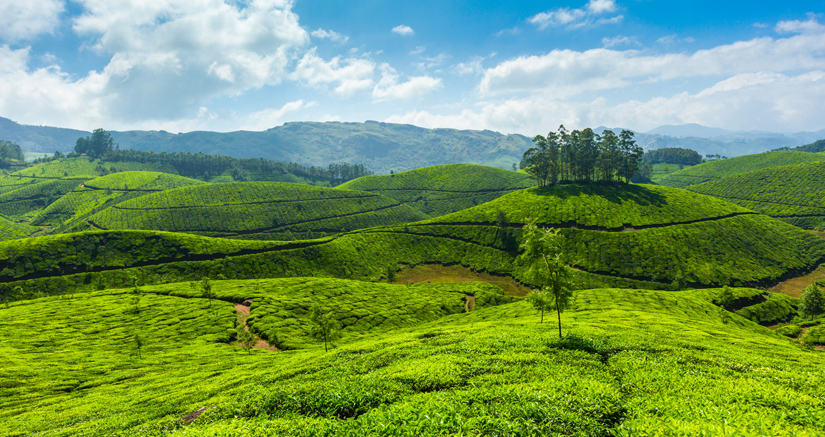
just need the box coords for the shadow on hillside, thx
[532,183,668,207]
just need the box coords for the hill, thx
[2,184,822,300]
[657,151,825,188]
[31,171,205,229]
[0,216,35,242]
[0,280,822,435]
[339,164,534,217]
[0,118,533,173]
[688,161,825,229]
[0,177,85,220]
[77,182,428,239]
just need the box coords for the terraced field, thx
[32,171,204,229]
[2,184,822,300]
[657,151,825,188]
[0,280,822,436]
[339,164,534,217]
[75,182,428,239]
[0,177,86,220]
[13,156,175,178]
[0,216,35,242]
[688,161,825,229]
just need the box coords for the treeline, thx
[643,147,702,166]
[773,139,825,153]
[521,126,647,187]
[102,149,372,185]
[0,140,24,167]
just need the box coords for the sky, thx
[0,0,824,136]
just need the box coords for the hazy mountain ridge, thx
[2,116,824,173]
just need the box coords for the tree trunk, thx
[540,309,544,323]
[557,307,562,338]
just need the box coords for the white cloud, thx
[602,35,638,48]
[776,15,825,34]
[0,0,64,41]
[242,99,316,131]
[495,27,521,37]
[387,71,825,135]
[479,27,825,96]
[392,25,414,36]
[415,53,451,71]
[373,64,442,100]
[452,56,488,76]
[529,0,620,30]
[657,34,695,45]
[291,49,375,97]
[311,28,349,43]
[410,46,426,55]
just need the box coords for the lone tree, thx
[132,334,144,359]
[309,304,339,352]
[518,218,573,337]
[200,276,215,308]
[236,322,256,354]
[800,283,825,319]
[75,128,116,158]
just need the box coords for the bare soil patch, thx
[393,264,531,296]
[769,264,825,298]
[233,303,277,352]
[809,230,825,239]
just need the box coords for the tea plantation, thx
[688,161,825,229]
[32,171,205,229]
[657,151,825,188]
[0,280,822,436]
[77,182,428,239]
[3,157,825,436]
[339,164,534,217]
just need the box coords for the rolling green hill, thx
[339,164,534,217]
[657,151,825,188]
[0,177,84,220]
[0,216,34,242]
[2,184,822,301]
[688,161,825,229]
[0,280,822,436]
[31,171,204,229]
[77,182,428,239]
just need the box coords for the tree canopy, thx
[521,126,644,187]
[0,140,24,162]
[75,128,116,158]
[643,147,703,166]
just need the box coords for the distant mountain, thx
[645,124,734,138]
[0,118,530,173]
[1,116,824,172]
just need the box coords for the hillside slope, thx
[657,151,825,188]
[31,171,204,228]
[339,164,534,217]
[0,281,822,436]
[688,161,825,229]
[2,184,822,299]
[80,182,428,239]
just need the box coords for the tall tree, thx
[518,219,573,337]
[800,283,825,319]
[309,304,339,352]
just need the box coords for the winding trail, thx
[233,302,277,351]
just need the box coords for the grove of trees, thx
[521,126,645,187]
[0,140,24,167]
[643,147,703,166]
[75,128,116,158]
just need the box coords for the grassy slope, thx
[31,171,204,228]
[0,281,822,436]
[0,216,35,242]
[82,181,427,239]
[0,177,84,219]
[2,184,822,300]
[339,164,534,217]
[688,161,825,229]
[657,151,825,188]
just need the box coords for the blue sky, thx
[0,0,823,135]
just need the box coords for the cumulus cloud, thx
[410,46,426,55]
[392,25,414,36]
[529,0,620,30]
[479,27,825,96]
[291,49,375,97]
[776,15,825,34]
[373,64,442,100]
[387,71,825,134]
[311,28,349,43]
[602,35,638,48]
[0,0,64,41]
[243,99,316,131]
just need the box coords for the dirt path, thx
[233,303,277,351]
[769,265,825,298]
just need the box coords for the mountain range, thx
[2,116,824,173]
